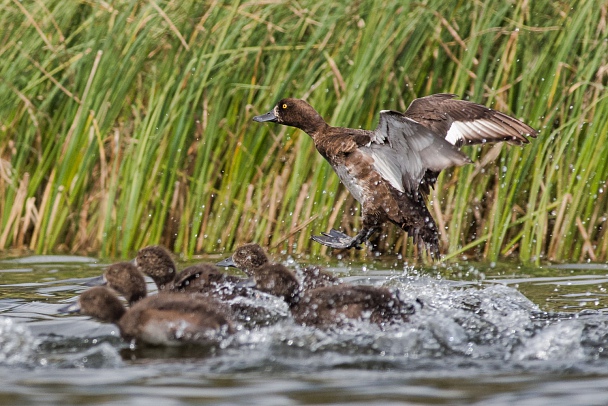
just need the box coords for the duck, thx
[85,262,147,305]
[237,262,414,328]
[217,243,341,291]
[253,94,537,256]
[59,286,234,346]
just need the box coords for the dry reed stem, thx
[576,217,596,261]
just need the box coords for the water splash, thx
[37,341,124,369]
[0,316,38,365]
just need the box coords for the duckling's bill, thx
[84,274,107,287]
[216,256,236,268]
[58,301,81,314]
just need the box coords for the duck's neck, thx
[296,114,329,141]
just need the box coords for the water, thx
[2,255,608,405]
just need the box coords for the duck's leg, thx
[311,227,378,250]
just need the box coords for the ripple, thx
[0,255,98,265]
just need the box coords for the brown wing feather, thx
[404,94,537,147]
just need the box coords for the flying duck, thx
[253,94,537,256]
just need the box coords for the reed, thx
[0,0,606,263]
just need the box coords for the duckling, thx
[86,262,147,305]
[217,243,341,291]
[254,95,537,256]
[216,243,269,276]
[60,287,234,346]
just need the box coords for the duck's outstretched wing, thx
[362,110,471,193]
[404,93,538,147]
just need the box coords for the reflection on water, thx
[1,254,608,405]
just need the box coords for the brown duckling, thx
[60,286,234,346]
[242,263,414,328]
[86,262,147,305]
[216,243,269,276]
[217,243,341,291]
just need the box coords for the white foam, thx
[0,316,38,365]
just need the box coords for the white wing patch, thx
[445,119,514,145]
[445,121,468,145]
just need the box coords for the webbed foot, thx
[311,229,363,250]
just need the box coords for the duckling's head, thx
[217,243,269,276]
[134,245,176,290]
[61,286,126,323]
[253,98,326,134]
[103,262,147,305]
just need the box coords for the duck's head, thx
[134,245,176,290]
[253,98,326,134]
[60,286,126,323]
[217,243,269,276]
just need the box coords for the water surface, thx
[1,254,608,405]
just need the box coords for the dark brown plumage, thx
[254,95,537,256]
[293,284,413,327]
[404,94,535,147]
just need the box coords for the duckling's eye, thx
[282,103,288,109]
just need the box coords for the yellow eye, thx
[282,103,288,109]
